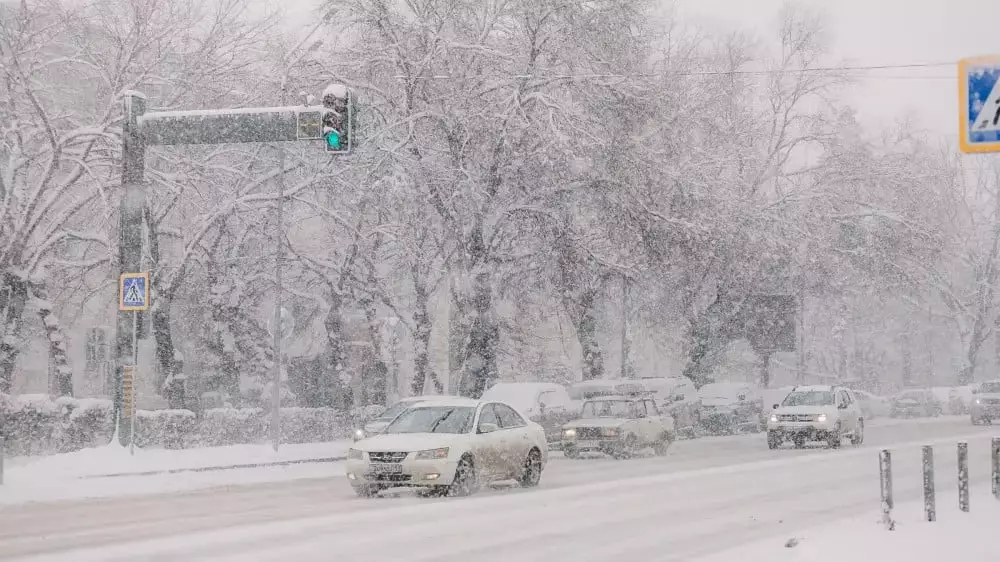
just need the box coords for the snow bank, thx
[695,491,1000,562]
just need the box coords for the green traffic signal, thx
[325,130,341,150]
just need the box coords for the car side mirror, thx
[837,402,848,410]
[478,422,499,434]
[772,404,779,410]
[972,389,979,394]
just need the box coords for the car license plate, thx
[576,440,599,448]
[370,463,403,474]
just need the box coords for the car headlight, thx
[769,414,778,423]
[976,399,982,404]
[563,428,577,438]
[602,428,619,437]
[353,428,366,441]
[347,448,364,460]
[415,447,449,460]
[816,414,827,423]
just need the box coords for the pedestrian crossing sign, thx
[119,272,150,311]
[959,55,1000,154]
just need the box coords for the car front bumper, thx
[971,403,1000,419]
[346,457,459,489]
[767,420,837,440]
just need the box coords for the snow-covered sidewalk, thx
[695,490,1000,562]
[0,439,352,505]
[4,438,351,479]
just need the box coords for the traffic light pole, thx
[114,87,353,447]
[115,92,147,445]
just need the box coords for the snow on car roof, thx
[788,385,836,392]
[399,394,467,403]
[410,397,482,408]
[584,394,639,401]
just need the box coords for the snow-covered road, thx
[1,417,996,561]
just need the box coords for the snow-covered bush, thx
[0,394,353,455]
[197,407,267,447]
[135,409,197,449]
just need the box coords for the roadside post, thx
[879,449,894,529]
[119,272,149,454]
[922,445,935,521]
[992,437,1000,500]
[958,442,970,512]
[0,437,5,485]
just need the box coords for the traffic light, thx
[322,83,353,153]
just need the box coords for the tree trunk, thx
[28,277,73,396]
[145,208,185,409]
[620,276,633,379]
[575,288,605,381]
[448,274,471,392]
[459,271,499,398]
[322,292,351,412]
[360,292,388,407]
[411,270,432,395]
[0,272,28,393]
[900,322,913,387]
[457,220,499,398]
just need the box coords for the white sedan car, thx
[346,397,549,497]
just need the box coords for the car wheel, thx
[563,446,580,459]
[767,431,782,450]
[827,424,842,449]
[613,435,638,460]
[653,432,674,456]
[519,449,543,487]
[851,420,864,446]
[448,455,477,497]
[353,484,381,498]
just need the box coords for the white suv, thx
[766,385,864,449]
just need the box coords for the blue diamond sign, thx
[119,272,150,311]
[959,55,1000,154]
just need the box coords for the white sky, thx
[674,0,1000,142]
[274,0,996,143]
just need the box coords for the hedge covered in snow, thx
[0,393,354,456]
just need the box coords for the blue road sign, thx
[959,56,1000,154]
[119,272,150,311]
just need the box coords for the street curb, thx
[79,456,347,479]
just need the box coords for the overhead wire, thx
[395,61,958,81]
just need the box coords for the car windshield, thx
[781,391,834,407]
[581,400,636,418]
[980,383,1000,394]
[383,406,475,434]
[376,400,420,421]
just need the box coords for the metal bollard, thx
[879,449,894,528]
[0,437,5,486]
[958,442,970,512]
[922,445,935,521]
[992,437,1000,501]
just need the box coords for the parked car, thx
[351,395,469,441]
[853,390,891,419]
[346,398,549,497]
[697,382,761,435]
[561,394,675,459]
[766,385,864,449]
[758,386,796,430]
[480,382,577,444]
[639,376,701,437]
[890,389,943,418]
[970,380,1000,425]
